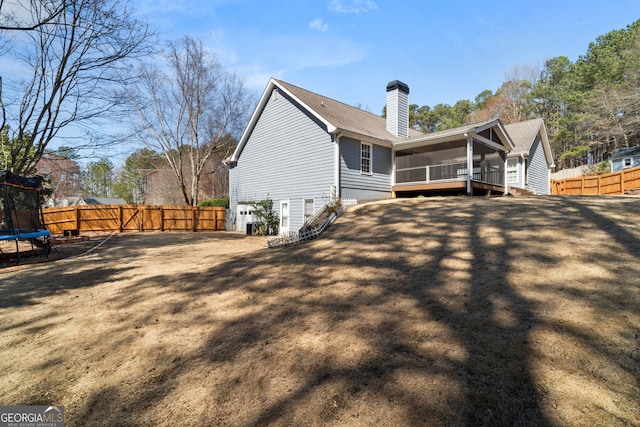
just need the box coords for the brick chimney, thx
[386,80,410,138]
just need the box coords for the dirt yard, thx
[0,196,639,426]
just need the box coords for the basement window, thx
[361,142,372,175]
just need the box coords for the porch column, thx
[503,151,509,195]
[333,132,341,200]
[466,135,473,195]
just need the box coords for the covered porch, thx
[392,120,514,197]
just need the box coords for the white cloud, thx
[329,0,378,14]
[207,29,370,91]
[309,18,329,32]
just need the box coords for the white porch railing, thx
[395,161,467,184]
[395,161,504,186]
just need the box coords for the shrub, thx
[325,199,342,214]
[251,197,279,236]
[198,197,229,208]
[596,161,611,174]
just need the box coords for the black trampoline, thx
[0,170,51,261]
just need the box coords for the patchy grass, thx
[0,196,639,426]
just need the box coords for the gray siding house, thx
[611,146,640,172]
[504,118,555,195]
[227,78,555,233]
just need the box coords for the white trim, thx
[361,142,372,175]
[228,78,337,163]
[334,133,341,199]
[303,198,315,224]
[506,158,519,184]
[504,153,509,195]
[466,136,473,195]
[339,129,394,148]
[275,80,337,133]
[474,134,508,152]
[279,200,290,234]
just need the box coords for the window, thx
[361,142,372,174]
[303,199,314,223]
[507,159,518,183]
[623,158,632,169]
[280,200,290,233]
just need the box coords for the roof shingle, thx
[275,79,424,142]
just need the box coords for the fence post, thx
[75,207,81,231]
[192,207,197,232]
[119,206,124,232]
[160,207,164,232]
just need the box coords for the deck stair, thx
[508,187,535,196]
[267,199,356,248]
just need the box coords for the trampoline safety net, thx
[0,170,45,235]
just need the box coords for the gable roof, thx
[611,145,640,159]
[504,118,555,168]
[274,79,424,143]
[228,78,549,165]
[228,78,423,163]
[394,118,514,152]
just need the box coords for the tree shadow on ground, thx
[2,197,639,426]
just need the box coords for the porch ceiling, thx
[393,119,514,154]
[396,140,504,157]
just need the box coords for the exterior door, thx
[236,204,255,232]
[280,200,290,234]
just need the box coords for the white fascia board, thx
[539,121,556,168]
[474,134,510,152]
[275,82,337,134]
[230,78,338,163]
[481,120,515,151]
[507,150,529,158]
[393,130,471,151]
[229,79,276,162]
[339,129,394,148]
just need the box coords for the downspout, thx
[391,147,396,198]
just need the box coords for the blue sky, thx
[133,0,640,114]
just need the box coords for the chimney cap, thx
[386,80,410,94]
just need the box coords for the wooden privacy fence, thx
[42,205,226,234]
[551,166,640,195]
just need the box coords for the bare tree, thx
[35,152,82,203]
[0,0,68,31]
[131,36,253,206]
[472,64,539,124]
[0,0,155,174]
[143,168,184,206]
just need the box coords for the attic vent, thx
[271,88,279,101]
